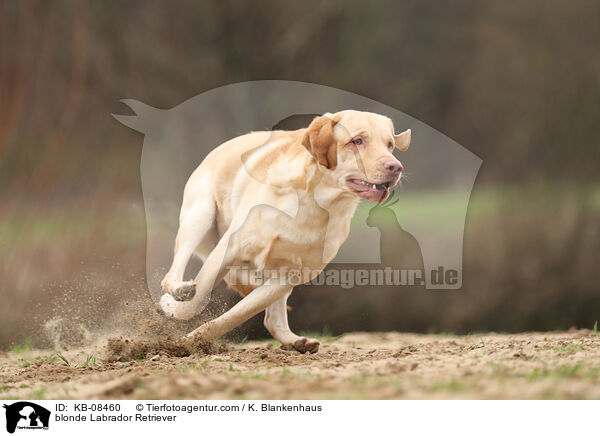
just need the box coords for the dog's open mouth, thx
[346,178,392,202]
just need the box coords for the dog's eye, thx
[352,138,363,145]
[387,141,394,150]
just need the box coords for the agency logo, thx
[2,402,50,434]
[113,80,481,311]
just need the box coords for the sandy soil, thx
[1,329,599,400]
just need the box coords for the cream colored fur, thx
[160,110,411,353]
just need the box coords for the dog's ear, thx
[393,129,411,151]
[302,115,338,169]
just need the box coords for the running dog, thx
[160,110,411,353]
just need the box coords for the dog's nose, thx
[383,159,403,174]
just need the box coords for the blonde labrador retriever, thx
[160,110,411,353]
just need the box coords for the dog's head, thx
[302,110,411,202]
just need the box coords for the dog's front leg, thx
[185,279,291,343]
[160,232,233,320]
[264,291,320,353]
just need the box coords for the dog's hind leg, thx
[264,291,320,353]
[161,177,216,302]
[185,280,293,342]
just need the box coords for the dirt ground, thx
[1,329,600,400]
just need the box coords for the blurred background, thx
[1,0,599,349]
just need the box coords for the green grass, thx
[553,345,583,353]
[539,344,583,353]
[429,379,471,393]
[348,374,381,384]
[9,336,32,354]
[299,326,340,344]
[177,363,197,374]
[62,386,78,395]
[526,364,584,381]
[353,189,472,234]
[352,184,600,234]
[0,204,145,256]
[2,185,599,255]
[54,352,70,366]
[238,372,270,381]
[30,388,47,400]
[16,354,60,368]
[83,354,96,367]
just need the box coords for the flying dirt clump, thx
[36,279,230,361]
[99,291,232,361]
[44,317,92,350]
[103,335,225,362]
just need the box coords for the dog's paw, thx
[159,293,196,321]
[168,281,196,301]
[281,337,320,354]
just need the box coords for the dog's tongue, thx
[358,188,388,202]
[347,179,389,202]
